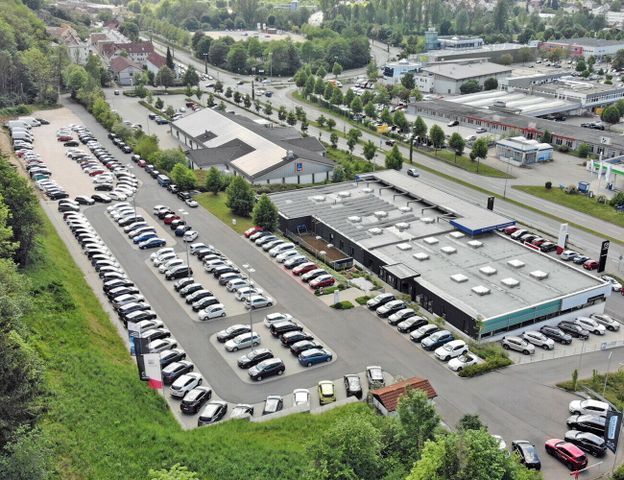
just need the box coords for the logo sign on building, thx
[295,162,303,173]
[601,136,612,146]
[598,240,610,273]
[143,353,164,390]
[556,223,568,255]
[605,408,622,453]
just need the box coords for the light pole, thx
[243,264,255,338]
[202,53,208,75]
[184,239,190,278]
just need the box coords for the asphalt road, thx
[56,96,624,479]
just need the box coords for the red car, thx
[545,439,587,471]
[503,226,519,235]
[309,275,335,289]
[583,259,599,270]
[244,226,264,238]
[137,159,147,167]
[293,262,317,276]
[531,237,546,247]
[88,170,105,177]
[164,214,180,225]
[57,135,73,142]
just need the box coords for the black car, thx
[566,415,606,436]
[248,358,285,381]
[185,289,212,305]
[397,317,428,333]
[161,360,194,385]
[159,348,187,368]
[280,331,314,347]
[511,440,541,470]
[174,277,195,292]
[540,242,557,253]
[117,302,151,320]
[559,321,590,340]
[573,255,590,265]
[123,309,157,327]
[63,140,80,147]
[180,386,212,414]
[177,191,192,201]
[540,325,572,345]
[388,309,417,326]
[237,348,274,369]
[290,340,323,356]
[167,184,179,194]
[270,321,303,338]
[106,286,140,300]
[58,203,80,213]
[344,374,363,399]
[213,265,240,279]
[564,430,607,457]
[191,296,219,312]
[139,328,171,343]
[181,283,204,297]
[103,279,133,293]
[165,266,193,280]
[217,324,251,343]
[262,395,283,415]
[198,401,227,425]
[170,219,186,230]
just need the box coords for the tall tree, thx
[183,65,199,86]
[156,66,175,89]
[165,46,174,69]
[601,105,621,128]
[170,164,197,190]
[385,144,404,170]
[449,132,466,160]
[204,167,223,194]
[226,176,255,217]
[252,194,279,231]
[363,140,376,163]
[429,125,445,150]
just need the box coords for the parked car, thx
[545,439,588,471]
[590,313,620,331]
[559,321,589,340]
[270,321,303,337]
[290,340,323,356]
[292,262,317,276]
[169,372,202,398]
[366,365,385,388]
[564,430,607,457]
[540,325,572,345]
[230,403,254,419]
[501,336,535,355]
[583,259,599,270]
[244,294,273,309]
[293,388,310,407]
[344,374,363,399]
[434,339,468,361]
[318,381,336,405]
[280,330,313,346]
[224,332,261,352]
[298,348,332,367]
[237,348,273,369]
[366,293,395,310]
[566,415,606,436]
[388,308,417,326]
[561,250,579,261]
[301,269,327,283]
[422,330,454,351]
[569,399,610,417]
[262,395,283,415]
[511,441,541,470]
[216,324,251,343]
[161,360,194,385]
[448,353,479,372]
[248,358,285,381]
[180,386,212,414]
[410,324,440,343]
[198,401,228,426]
[397,316,428,333]
[198,303,226,320]
[601,275,622,292]
[574,317,606,335]
[521,331,555,350]
[309,274,335,289]
[159,349,186,368]
[376,299,406,318]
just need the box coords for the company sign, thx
[143,353,163,390]
[556,223,568,255]
[605,409,622,453]
[295,162,303,173]
[598,240,610,273]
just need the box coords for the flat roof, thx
[545,37,624,47]
[422,62,512,80]
[427,43,530,58]
[372,230,604,319]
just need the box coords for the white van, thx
[17,117,41,127]
[11,131,33,142]
[7,120,31,130]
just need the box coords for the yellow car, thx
[318,380,336,405]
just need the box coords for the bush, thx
[578,143,590,158]
[545,181,552,190]
[558,145,570,153]
[355,295,371,305]
[331,300,354,310]
[458,356,512,377]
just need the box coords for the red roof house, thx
[370,377,437,415]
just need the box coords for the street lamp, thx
[243,264,255,338]
[202,53,208,75]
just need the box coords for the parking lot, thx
[29,98,624,478]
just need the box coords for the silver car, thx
[501,336,535,355]
[521,331,554,350]
[590,313,620,331]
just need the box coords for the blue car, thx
[139,238,166,250]
[298,348,333,367]
[133,232,157,244]
[175,225,192,237]
[421,330,454,351]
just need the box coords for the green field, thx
[195,192,254,234]
[425,149,513,179]
[27,213,366,479]
[513,185,624,228]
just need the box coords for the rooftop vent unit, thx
[467,240,483,248]
[501,277,520,288]
[421,217,435,224]
[374,210,388,218]
[399,206,412,213]
[368,227,383,235]
[311,195,325,202]
[440,246,457,255]
[423,237,439,245]
[397,243,412,251]
[451,273,468,283]
[413,252,429,261]
[338,191,351,198]
[362,188,373,194]
[507,259,525,269]
[348,216,362,223]
[449,231,465,239]
[395,222,410,231]
[530,270,549,280]
[479,266,497,276]
[471,285,491,296]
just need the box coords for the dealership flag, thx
[605,409,622,453]
[556,223,568,255]
[143,353,163,390]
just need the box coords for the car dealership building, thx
[270,170,611,340]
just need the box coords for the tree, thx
[226,176,255,217]
[170,164,197,190]
[307,414,384,480]
[395,389,440,463]
[393,110,408,131]
[429,125,445,150]
[380,108,393,125]
[316,65,327,78]
[401,72,416,90]
[156,66,175,89]
[317,115,327,127]
[134,135,159,160]
[364,102,376,119]
[154,97,164,110]
[457,414,487,431]
[208,39,229,67]
[363,140,376,163]
[252,194,279,231]
[183,65,199,86]
[578,143,590,158]
[470,138,489,171]
[576,59,587,72]
[243,94,251,108]
[413,116,428,141]
[165,105,176,119]
[227,44,248,73]
[150,149,186,172]
[330,88,343,105]
[263,101,273,116]
[225,87,233,98]
[278,106,288,121]
[148,464,199,480]
[499,53,513,65]
[331,165,346,182]
[540,130,552,143]
[332,61,343,78]
[330,132,339,148]
[460,80,481,94]
[63,65,88,96]
[165,46,174,69]
[367,59,379,80]
[214,80,224,93]
[205,167,223,194]
[613,49,624,71]
[385,144,404,170]
[449,132,465,160]
[327,118,336,130]
[483,78,498,90]
[286,111,297,126]
[601,105,621,127]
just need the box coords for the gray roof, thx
[546,37,624,47]
[422,61,512,80]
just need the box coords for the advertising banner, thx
[556,223,568,255]
[605,408,622,453]
[143,353,163,390]
[598,240,610,273]
[127,322,140,357]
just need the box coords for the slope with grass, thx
[27,213,365,479]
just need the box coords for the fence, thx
[510,337,624,365]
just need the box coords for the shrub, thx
[558,145,569,153]
[458,356,512,377]
[578,143,590,158]
[545,181,552,190]
[331,300,354,310]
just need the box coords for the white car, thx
[293,388,310,407]
[448,353,478,372]
[601,275,622,292]
[492,435,506,451]
[269,243,295,257]
[263,312,293,328]
[108,191,127,201]
[590,313,620,331]
[148,337,178,353]
[275,249,299,263]
[227,279,250,292]
[521,330,555,350]
[169,372,202,398]
[574,317,606,335]
[235,286,262,301]
[561,250,578,261]
[185,198,198,208]
[183,230,199,242]
[159,258,183,273]
[225,332,261,352]
[198,303,226,320]
[152,205,169,215]
[434,340,468,361]
[569,399,610,416]
[151,247,174,261]
[189,242,209,254]
[153,252,177,267]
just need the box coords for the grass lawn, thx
[26,209,369,480]
[325,146,374,173]
[558,370,624,411]
[195,192,254,235]
[513,185,624,228]
[426,149,512,179]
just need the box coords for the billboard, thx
[143,353,163,390]
[605,409,622,453]
[295,162,303,173]
[598,240,610,273]
[556,223,568,255]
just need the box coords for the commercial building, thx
[270,170,610,340]
[426,43,537,64]
[171,109,334,184]
[414,60,512,95]
[495,136,553,166]
[382,59,422,84]
[539,37,624,60]
[424,29,485,51]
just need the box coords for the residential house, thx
[110,56,142,86]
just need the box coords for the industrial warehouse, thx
[269,170,611,340]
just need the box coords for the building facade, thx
[496,136,553,166]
